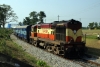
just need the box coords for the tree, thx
[22,11,46,25]
[23,17,31,25]
[94,22,98,29]
[0,4,18,28]
[88,22,94,29]
[0,6,5,28]
[29,11,38,24]
[18,22,23,26]
[38,11,46,23]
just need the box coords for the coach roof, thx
[16,25,28,28]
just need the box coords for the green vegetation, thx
[82,30,100,56]
[22,11,46,25]
[86,35,97,39]
[82,29,100,34]
[0,4,18,28]
[0,28,50,67]
[0,4,46,27]
[87,22,100,29]
[37,60,49,67]
[86,39,100,56]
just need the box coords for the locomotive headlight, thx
[74,30,76,34]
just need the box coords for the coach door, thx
[33,26,37,37]
[55,26,66,41]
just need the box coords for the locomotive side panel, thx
[30,25,38,38]
[37,24,55,40]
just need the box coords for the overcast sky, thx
[1,0,100,27]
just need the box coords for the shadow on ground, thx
[87,47,100,58]
[0,53,34,67]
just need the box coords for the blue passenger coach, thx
[14,25,32,42]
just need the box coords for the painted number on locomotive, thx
[42,30,48,33]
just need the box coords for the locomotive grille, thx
[55,26,66,41]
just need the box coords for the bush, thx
[37,60,47,67]
[0,28,13,40]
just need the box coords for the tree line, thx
[87,22,100,29]
[0,4,46,28]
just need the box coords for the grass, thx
[82,29,100,56]
[0,28,50,67]
[82,29,100,34]
[86,38,100,56]
[86,35,97,39]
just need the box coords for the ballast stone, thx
[11,35,83,67]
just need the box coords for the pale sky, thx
[1,0,100,27]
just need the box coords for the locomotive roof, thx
[53,19,81,24]
[31,19,81,28]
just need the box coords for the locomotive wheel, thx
[29,39,32,44]
[46,46,52,52]
[34,41,37,47]
[31,39,34,45]
[54,47,59,55]
[43,43,47,49]
[64,48,71,58]
[43,45,46,49]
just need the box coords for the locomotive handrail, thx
[82,34,86,44]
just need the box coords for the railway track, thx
[12,35,100,67]
[33,41,100,67]
[53,52,100,67]
[33,43,100,67]
[72,58,100,67]
[29,41,100,67]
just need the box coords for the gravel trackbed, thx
[11,34,83,67]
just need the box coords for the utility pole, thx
[45,19,46,23]
[80,18,81,21]
[58,15,60,21]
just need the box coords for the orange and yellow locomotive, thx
[29,19,87,58]
[14,19,87,59]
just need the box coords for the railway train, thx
[13,19,87,59]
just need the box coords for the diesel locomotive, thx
[14,19,87,59]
